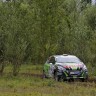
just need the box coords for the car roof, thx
[53,54,77,58]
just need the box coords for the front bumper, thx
[57,70,88,80]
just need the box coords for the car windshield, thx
[56,56,81,63]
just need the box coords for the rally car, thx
[43,54,88,82]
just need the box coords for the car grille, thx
[69,71,80,75]
[66,70,82,77]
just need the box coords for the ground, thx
[0,64,95,96]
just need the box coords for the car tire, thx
[43,70,47,78]
[54,72,61,81]
[81,78,85,82]
[81,77,88,82]
[81,78,86,82]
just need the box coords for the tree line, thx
[0,0,96,75]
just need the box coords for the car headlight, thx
[82,65,88,71]
[57,66,66,72]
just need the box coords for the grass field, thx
[0,64,95,96]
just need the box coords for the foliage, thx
[0,0,96,75]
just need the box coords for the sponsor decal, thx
[63,63,83,69]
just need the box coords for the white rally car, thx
[43,54,88,82]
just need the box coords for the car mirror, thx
[49,61,55,64]
[49,63,53,65]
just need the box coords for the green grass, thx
[0,76,95,96]
[0,64,96,96]
[4,64,43,74]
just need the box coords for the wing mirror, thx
[49,63,53,65]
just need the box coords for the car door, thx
[44,56,55,77]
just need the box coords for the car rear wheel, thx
[43,70,47,78]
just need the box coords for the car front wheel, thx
[54,72,61,81]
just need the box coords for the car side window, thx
[48,56,55,64]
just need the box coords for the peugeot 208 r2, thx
[43,54,88,81]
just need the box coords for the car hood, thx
[56,62,84,70]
